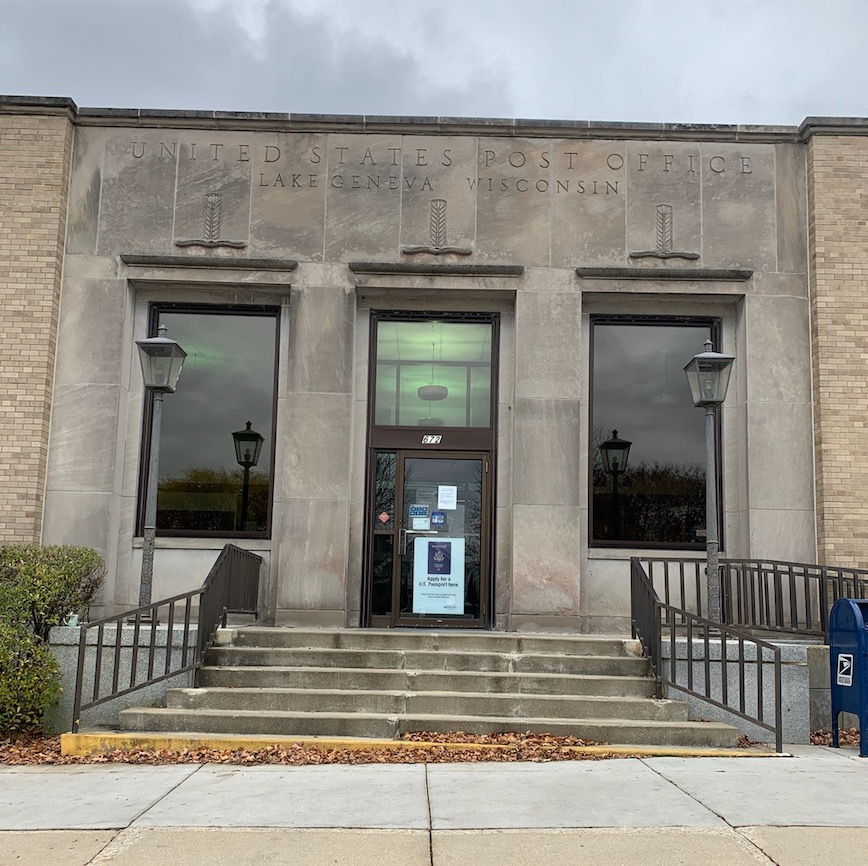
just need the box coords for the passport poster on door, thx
[413,537,465,615]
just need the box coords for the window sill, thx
[132,537,272,551]
[588,547,706,560]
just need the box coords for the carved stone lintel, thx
[350,262,523,277]
[121,254,298,270]
[576,267,753,281]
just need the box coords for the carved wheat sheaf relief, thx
[203,193,222,243]
[630,203,699,260]
[402,198,472,256]
[176,191,246,249]
[656,204,673,254]
[430,199,447,247]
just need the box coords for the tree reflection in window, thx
[591,318,717,547]
[139,306,279,537]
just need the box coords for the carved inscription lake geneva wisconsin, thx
[129,141,756,195]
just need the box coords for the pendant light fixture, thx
[417,338,448,426]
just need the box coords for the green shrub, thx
[0,545,104,642]
[0,621,60,734]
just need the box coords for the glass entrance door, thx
[367,451,490,627]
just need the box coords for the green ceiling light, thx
[418,339,448,425]
[417,384,448,401]
[417,341,449,402]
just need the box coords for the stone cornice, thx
[0,95,77,121]
[0,95,806,142]
[799,117,868,140]
[7,96,867,143]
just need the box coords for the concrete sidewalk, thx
[2,746,868,865]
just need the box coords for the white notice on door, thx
[438,485,458,510]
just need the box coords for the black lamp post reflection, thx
[600,430,632,540]
[232,421,264,531]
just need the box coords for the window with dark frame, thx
[372,315,495,430]
[137,304,279,538]
[590,316,721,548]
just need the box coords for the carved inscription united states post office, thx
[128,139,756,199]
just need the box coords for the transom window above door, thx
[373,316,495,429]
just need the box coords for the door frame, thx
[361,310,500,629]
[366,449,491,628]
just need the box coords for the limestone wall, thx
[20,103,816,628]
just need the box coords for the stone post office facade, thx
[1,96,866,632]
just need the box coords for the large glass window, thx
[373,317,494,428]
[590,317,719,548]
[139,304,279,537]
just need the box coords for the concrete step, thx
[197,666,658,698]
[205,646,650,676]
[116,628,742,749]
[219,628,630,657]
[118,707,738,748]
[164,687,688,721]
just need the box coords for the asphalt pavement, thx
[2,745,868,865]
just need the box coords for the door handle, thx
[400,528,427,555]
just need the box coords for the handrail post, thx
[774,648,783,754]
[71,626,87,734]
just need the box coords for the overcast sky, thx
[2,0,865,125]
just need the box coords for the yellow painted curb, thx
[60,731,779,759]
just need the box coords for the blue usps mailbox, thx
[829,597,868,756]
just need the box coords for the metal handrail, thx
[631,557,783,753]
[638,556,868,642]
[637,557,706,621]
[71,544,261,733]
[722,559,868,641]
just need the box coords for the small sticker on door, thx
[837,653,854,687]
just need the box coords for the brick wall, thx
[808,134,868,566]
[0,112,72,543]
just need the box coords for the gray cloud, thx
[0,0,514,116]
[1,0,866,123]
